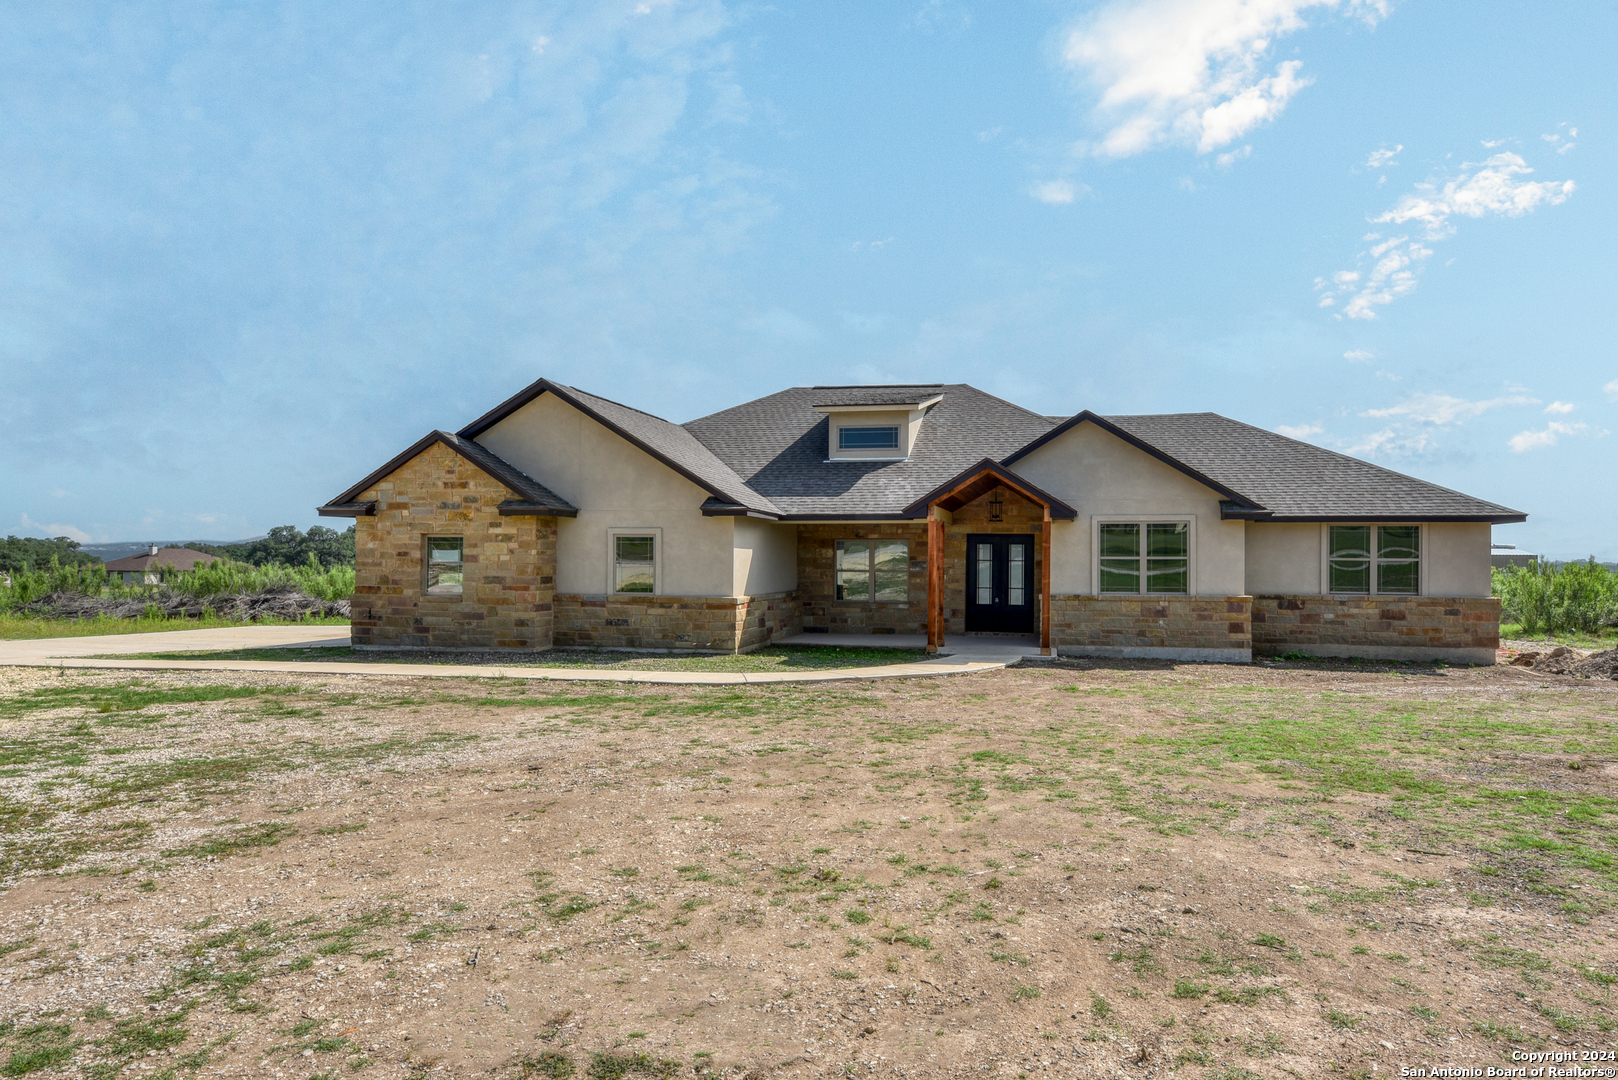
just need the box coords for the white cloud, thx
[1343,348,1375,361]
[1061,0,1387,158]
[18,512,91,544]
[1031,179,1083,204]
[1363,392,1536,425]
[1366,144,1401,169]
[1275,423,1323,439]
[1509,421,1586,453]
[1316,151,1574,319]
[1605,378,1618,398]
[1544,401,1575,415]
[1340,426,1431,457]
[1215,144,1252,167]
[1542,123,1577,155]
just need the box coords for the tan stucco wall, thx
[1244,521,1492,598]
[1012,422,1245,596]
[474,392,736,597]
[1244,522,1323,594]
[1426,522,1492,597]
[732,518,798,596]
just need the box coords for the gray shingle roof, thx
[808,385,945,408]
[682,384,1056,517]
[1099,413,1525,521]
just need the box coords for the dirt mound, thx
[12,585,349,622]
[1508,645,1618,679]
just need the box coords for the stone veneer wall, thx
[351,441,557,650]
[797,524,929,634]
[1251,595,1500,664]
[1050,595,1253,661]
[553,591,800,653]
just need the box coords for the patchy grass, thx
[0,613,348,640]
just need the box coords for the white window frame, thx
[1090,515,1198,596]
[1317,523,1426,596]
[607,527,663,596]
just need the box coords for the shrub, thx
[1493,559,1618,637]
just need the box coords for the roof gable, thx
[318,430,578,517]
[461,379,780,517]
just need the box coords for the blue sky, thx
[3,1,1613,558]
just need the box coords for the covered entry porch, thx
[903,460,1077,656]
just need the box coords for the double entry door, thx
[964,533,1036,633]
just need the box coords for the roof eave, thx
[497,501,579,518]
[317,501,378,518]
[899,459,1079,520]
[1251,513,1529,524]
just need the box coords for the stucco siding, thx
[733,518,798,596]
[1012,422,1245,596]
[1245,522,1323,594]
[1426,523,1491,597]
[475,392,736,597]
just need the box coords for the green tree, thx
[0,535,101,574]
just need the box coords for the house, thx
[318,380,1525,664]
[1490,544,1538,569]
[103,545,218,584]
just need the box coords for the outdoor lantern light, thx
[988,487,1005,522]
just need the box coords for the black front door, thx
[965,533,1036,634]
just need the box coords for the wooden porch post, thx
[927,509,945,653]
[1040,505,1053,656]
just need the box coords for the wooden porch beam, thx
[1040,505,1053,656]
[927,509,945,653]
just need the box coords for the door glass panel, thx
[975,543,994,605]
[1007,544,1026,606]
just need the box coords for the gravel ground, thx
[0,660,1613,1079]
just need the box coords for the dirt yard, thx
[0,659,1614,1080]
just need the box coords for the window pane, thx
[1099,523,1140,558]
[1378,525,1420,562]
[975,543,993,605]
[1147,522,1188,558]
[1328,526,1371,593]
[1099,559,1139,593]
[835,540,870,601]
[1146,559,1188,593]
[1376,525,1420,594]
[873,541,908,602]
[1377,559,1418,594]
[426,537,463,597]
[614,535,655,593]
[838,426,900,450]
[1007,544,1026,606]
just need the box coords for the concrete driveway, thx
[0,625,1020,684]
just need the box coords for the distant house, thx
[103,546,216,584]
[318,379,1526,664]
[1490,544,1538,569]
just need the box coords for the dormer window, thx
[838,426,900,452]
[812,386,944,461]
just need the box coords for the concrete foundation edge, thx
[1057,646,1252,663]
[1258,644,1497,665]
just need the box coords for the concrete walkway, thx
[0,625,1026,685]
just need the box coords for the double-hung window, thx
[1328,525,1419,594]
[1098,522,1189,594]
[425,537,464,597]
[835,540,909,602]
